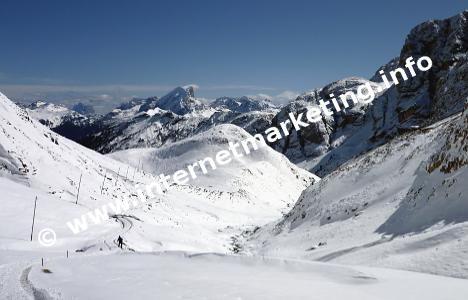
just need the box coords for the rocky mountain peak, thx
[155,86,206,115]
[72,102,95,115]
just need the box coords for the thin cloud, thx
[0,83,276,94]
[248,93,271,101]
[203,84,276,91]
[183,84,200,90]
[249,90,299,105]
[0,84,176,94]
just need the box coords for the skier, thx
[117,235,123,249]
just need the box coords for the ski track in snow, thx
[20,266,52,300]
[109,214,137,251]
[0,262,30,300]
[316,237,394,262]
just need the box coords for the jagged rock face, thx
[270,98,330,160]
[370,57,400,82]
[427,99,468,174]
[395,10,468,124]
[269,77,378,162]
[268,11,468,176]
[370,11,468,140]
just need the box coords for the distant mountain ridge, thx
[21,87,279,152]
[74,86,279,153]
[23,100,98,141]
[210,96,276,113]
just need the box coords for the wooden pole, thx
[30,196,37,241]
[125,166,129,180]
[115,167,120,186]
[136,159,142,179]
[76,173,82,205]
[100,170,107,195]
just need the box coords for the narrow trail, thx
[74,214,139,253]
[0,262,31,300]
[109,214,138,251]
[110,214,135,233]
[12,214,140,299]
[20,266,53,300]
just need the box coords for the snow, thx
[27,252,468,300]
[26,101,85,128]
[246,113,468,279]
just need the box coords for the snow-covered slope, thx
[96,124,316,253]
[379,99,468,235]
[244,111,468,278]
[0,92,146,252]
[2,97,126,203]
[26,252,468,300]
[110,124,315,212]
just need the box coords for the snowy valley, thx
[1,9,468,300]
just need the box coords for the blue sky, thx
[0,0,466,110]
